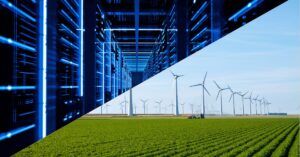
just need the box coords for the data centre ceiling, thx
[99,0,174,72]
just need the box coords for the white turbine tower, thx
[245,92,253,115]
[169,103,174,114]
[134,104,137,115]
[121,100,128,115]
[181,103,185,114]
[253,95,259,115]
[140,99,148,115]
[258,98,263,115]
[265,101,271,115]
[170,70,183,116]
[190,103,194,115]
[119,102,124,114]
[155,100,163,114]
[237,91,248,116]
[190,72,210,117]
[228,87,240,116]
[214,81,229,116]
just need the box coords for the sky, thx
[90,0,300,115]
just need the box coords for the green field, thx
[15,117,299,157]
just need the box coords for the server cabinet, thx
[0,0,40,155]
[56,0,83,128]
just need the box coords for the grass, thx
[15,117,299,157]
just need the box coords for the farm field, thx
[15,117,299,156]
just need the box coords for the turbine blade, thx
[216,91,221,100]
[228,86,233,93]
[204,86,210,96]
[229,94,233,102]
[203,72,208,84]
[213,80,221,89]
[243,91,249,96]
[190,83,202,87]
[170,70,175,76]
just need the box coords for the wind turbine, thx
[140,99,148,115]
[190,103,194,115]
[181,103,185,114]
[245,92,253,115]
[237,91,248,116]
[258,98,263,115]
[121,100,128,114]
[214,81,229,116]
[170,70,184,116]
[190,72,210,117]
[155,100,163,114]
[265,101,271,115]
[228,86,240,116]
[169,103,174,114]
[253,95,259,115]
[263,98,270,115]
[119,102,124,114]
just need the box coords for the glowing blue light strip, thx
[42,0,47,138]
[18,111,36,117]
[191,14,208,31]
[104,28,177,32]
[0,86,36,91]
[191,27,208,41]
[0,0,36,22]
[60,86,79,89]
[0,36,36,52]
[60,37,79,49]
[60,58,79,67]
[191,1,208,21]
[59,24,79,39]
[0,124,35,141]
[191,40,209,52]
[102,43,105,104]
[106,11,167,16]
[61,0,79,18]
[60,10,79,28]
[228,0,263,21]
[79,0,83,96]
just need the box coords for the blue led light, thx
[60,86,79,89]
[191,1,208,21]
[191,27,208,41]
[0,86,36,91]
[228,0,263,21]
[42,0,47,139]
[191,14,208,31]
[0,0,36,22]
[60,58,79,67]
[0,124,35,141]
[80,0,84,97]
[18,111,36,117]
[0,36,36,52]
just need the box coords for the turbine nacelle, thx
[170,70,183,79]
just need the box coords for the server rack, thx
[189,0,211,54]
[96,3,132,103]
[0,0,40,155]
[167,3,177,66]
[56,0,83,127]
[95,3,105,105]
